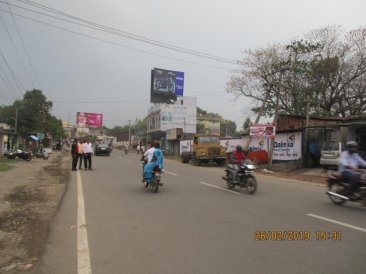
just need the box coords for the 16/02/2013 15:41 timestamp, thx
[254,230,342,241]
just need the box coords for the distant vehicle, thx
[95,143,111,156]
[181,134,226,166]
[320,141,344,170]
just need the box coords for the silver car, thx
[320,141,344,170]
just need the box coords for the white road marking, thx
[163,170,178,176]
[77,171,92,274]
[307,214,366,233]
[125,159,134,163]
[200,182,241,195]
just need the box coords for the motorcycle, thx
[326,169,366,206]
[140,157,163,193]
[222,159,258,194]
[7,149,33,161]
[35,149,49,160]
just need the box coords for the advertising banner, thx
[151,68,184,104]
[249,124,276,138]
[76,112,103,127]
[272,132,302,160]
[160,104,197,134]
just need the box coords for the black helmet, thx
[236,145,243,152]
[346,141,358,153]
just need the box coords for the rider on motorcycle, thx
[339,141,366,197]
[143,141,164,186]
[228,145,246,183]
[141,143,155,163]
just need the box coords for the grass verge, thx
[0,158,14,172]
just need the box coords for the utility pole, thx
[183,117,186,139]
[128,120,131,147]
[10,108,19,149]
[14,108,18,135]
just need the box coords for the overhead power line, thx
[5,0,43,89]
[0,48,22,97]
[0,7,231,70]
[7,0,240,65]
[0,64,19,98]
[0,11,35,87]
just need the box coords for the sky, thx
[0,0,365,129]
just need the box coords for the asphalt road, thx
[36,150,366,274]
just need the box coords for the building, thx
[147,96,197,155]
[277,114,366,167]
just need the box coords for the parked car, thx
[95,143,111,156]
[320,141,344,170]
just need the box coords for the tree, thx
[220,120,237,137]
[0,89,64,138]
[242,117,251,135]
[17,89,53,134]
[47,116,65,140]
[227,25,366,118]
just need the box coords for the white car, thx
[320,141,344,170]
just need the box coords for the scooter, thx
[35,149,49,160]
[222,159,258,194]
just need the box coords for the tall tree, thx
[0,89,65,137]
[17,89,53,134]
[227,25,366,118]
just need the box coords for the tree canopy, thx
[0,89,64,139]
[227,25,366,118]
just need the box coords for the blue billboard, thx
[151,68,184,104]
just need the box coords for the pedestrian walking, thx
[71,139,79,171]
[83,139,94,170]
[77,139,85,170]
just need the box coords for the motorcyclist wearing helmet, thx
[229,145,246,183]
[339,141,366,197]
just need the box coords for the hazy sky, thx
[0,0,365,129]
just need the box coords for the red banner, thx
[76,112,103,127]
[249,124,275,138]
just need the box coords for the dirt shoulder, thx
[0,151,70,273]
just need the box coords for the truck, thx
[180,134,226,166]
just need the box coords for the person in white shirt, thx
[338,141,366,196]
[83,139,94,170]
[143,143,155,163]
